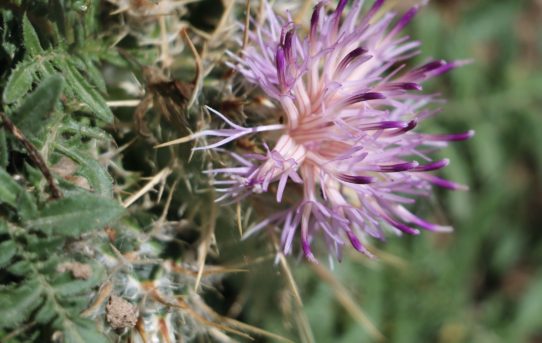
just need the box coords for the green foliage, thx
[3,12,113,123]
[0,2,122,341]
[13,75,64,139]
[27,193,124,236]
[3,60,37,104]
[0,279,43,329]
[22,15,44,57]
[0,168,37,219]
[0,218,109,341]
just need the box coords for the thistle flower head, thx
[166,0,473,262]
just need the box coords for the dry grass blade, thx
[242,0,251,50]
[194,193,217,292]
[310,263,385,341]
[210,0,235,42]
[171,262,247,276]
[100,138,136,161]
[270,232,315,343]
[209,328,236,343]
[151,177,180,236]
[135,317,149,343]
[176,297,253,340]
[106,100,141,107]
[180,29,202,109]
[81,282,113,317]
[148,286,251,339]
[194,295,295,343]
[236,201,243,236]
[159,15,172,68]
[277,249,302,307]
[153,133,194,148]
[122,167,172,207]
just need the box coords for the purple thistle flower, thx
[161,0,474,262]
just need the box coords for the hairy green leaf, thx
[14,75,64,138]
[0,280,42,329]
[61,119,111,141]
[22,15,44,57]
[61,61,113,123]
[26,235,64,257]
[55,144,113,197]
[77,159,114,198]
[3,60,37,104]
[34,297,56,324]
[0,240,17,269]
[7,260,31,276]
[1,12,17,58]
[0,168,38,219]
[27,193,124,236]
[81,58,107,94]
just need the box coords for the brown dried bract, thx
[57,262,92,280]
[134,67,193,141]
[106,296,139,330]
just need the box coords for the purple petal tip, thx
[338,174,374,184]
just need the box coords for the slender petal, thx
[178,0,473,262]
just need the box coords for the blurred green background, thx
[228,0,542,342]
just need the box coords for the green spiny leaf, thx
[22,15,44,57]
[0,280,43,329]
[3,60,38,104]
[26,235,64,257]
[60,60,113,122]
[26,192,124,236]
[77,159,114,198]
[0,240,17,268]
[7,260,31,276]
[14,75,64,139]
[55,144,113,197]
[61,118,111,141]
[0,168,38,219]
[81,58,107,94]
[1,12,17,59]
[34,297,56,324]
